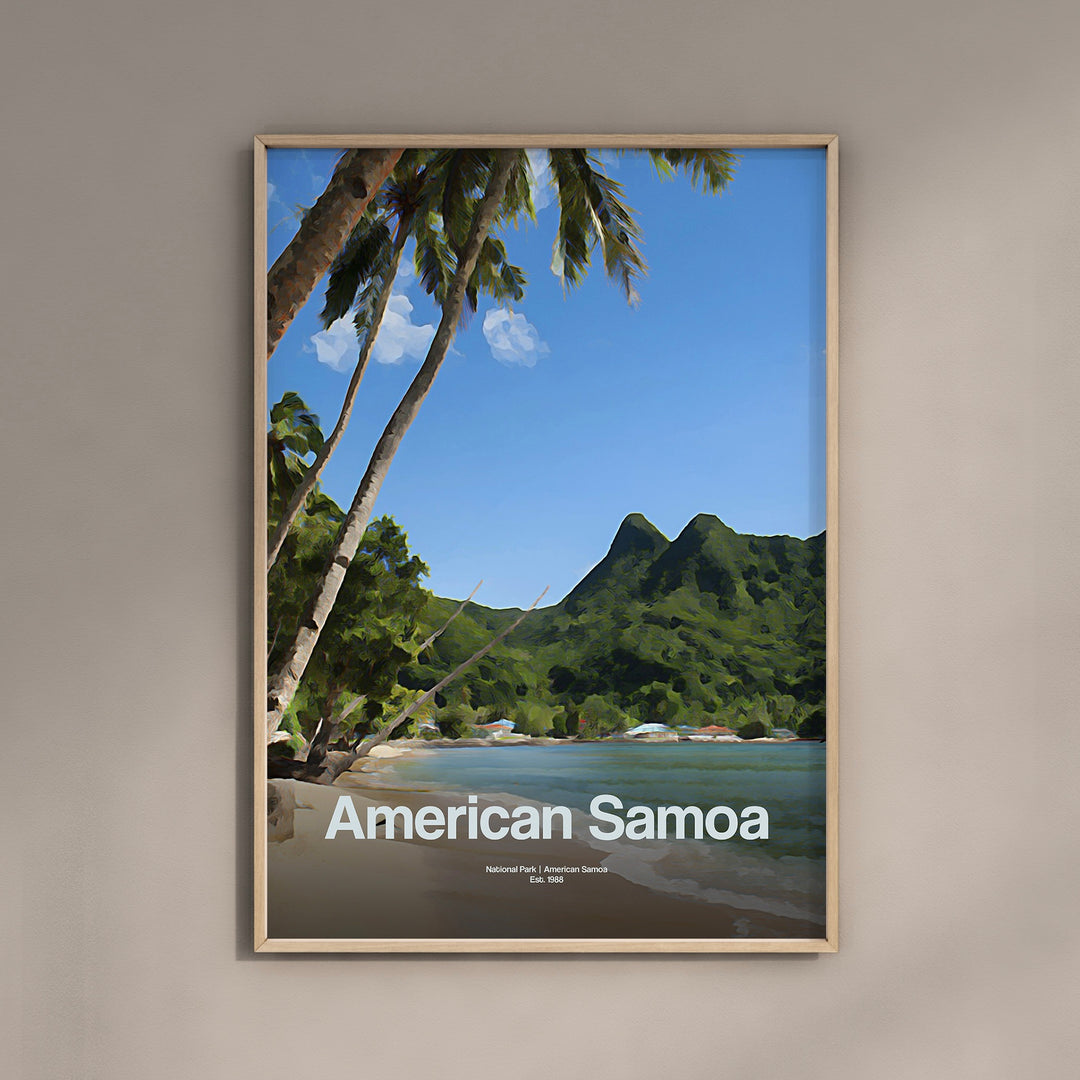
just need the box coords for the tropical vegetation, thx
[404,512,826,738]
[264,146,739,749]
[266,148,403,357]
[259,145,832,780]
[266,393,825,771]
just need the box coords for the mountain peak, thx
[608,513,669,559]
[685,512,734,534]
[560,514,669,607]
[664,513,736,551]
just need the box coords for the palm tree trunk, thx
[265,150,517,739]
[266,214,412,570]
[352,586,547,759]
[266,148,402,358]
[268,585,545,783]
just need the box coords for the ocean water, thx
[371,742,826,929]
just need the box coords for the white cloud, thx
[372,293,435,365]
[308,315,356,372]
[526,149,554,212]
[309,287,436,371]
[483,308,549,368]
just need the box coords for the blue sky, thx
[267,147,826,609]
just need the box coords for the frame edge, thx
[252,134,839,955]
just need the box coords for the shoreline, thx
[355,734,824,758]
[267,760,826,941]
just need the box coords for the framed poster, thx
[255,135,838,952]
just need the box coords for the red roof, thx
[698,725,736,734]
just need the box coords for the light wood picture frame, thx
[255,135,838,953]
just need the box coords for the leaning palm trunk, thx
[266,148,402,358]
[266,215,412,570]
[265,150,517,738]
[268,586,546,784]
[353,586,547,760]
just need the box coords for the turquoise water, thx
[372,742,826,927]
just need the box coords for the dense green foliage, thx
[737,720,770,740]
[264,149,742,737]
[797,708,827,739]
[267,392,324,524]
[267,394,430,748]
[268,393,823,744]
[404,513,825,736]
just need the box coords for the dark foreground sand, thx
[266,774,825,942]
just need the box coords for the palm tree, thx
[265,147,738,738]
[266,162,421,570]
[266,150,522,736]
[265,151,529,570]
[265,148,715,568]
[266,148,403,358]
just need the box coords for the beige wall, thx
[6,1,1079,1077]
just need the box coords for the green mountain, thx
[403,513,825,736]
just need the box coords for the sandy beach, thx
[266,753,825,941]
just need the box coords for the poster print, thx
[255,136,837,952]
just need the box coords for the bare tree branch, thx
[335,695,366,724]
[352,586,549,757]
[268,584,547,786]
[325,580,482,731]
[416,581,482,655]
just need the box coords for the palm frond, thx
[351,213,413,340]
[352,259,392,340]
[319,216,393,329]
[413,210,455,306]
[547,149,646,305]
[547,150,594,291]
[472,235,527,304]
[438,150,493,252]
[643,149,738,194]
[495,151,535,228]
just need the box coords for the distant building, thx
[475,719,516,738]
[623,723,677,740]
[698,725,737,736]
[771,728,797,740]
